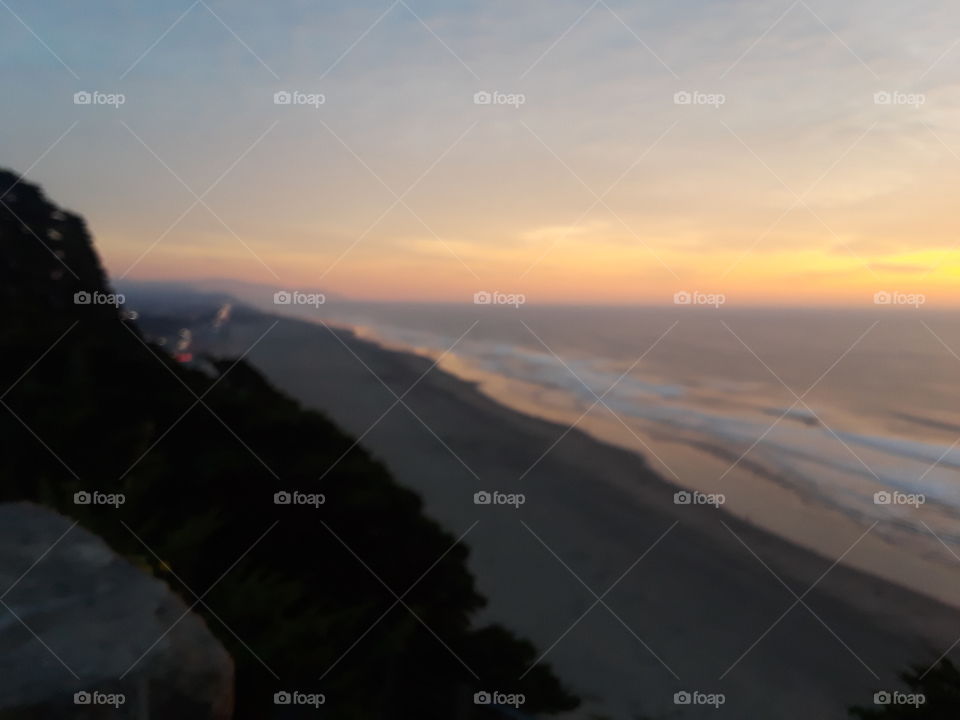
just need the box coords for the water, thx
[311,303,958,523]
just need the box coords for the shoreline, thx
[349,316,960,612]
[202,309,960,719]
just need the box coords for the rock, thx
[0,502,233,719]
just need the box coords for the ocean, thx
[291,302,960,566]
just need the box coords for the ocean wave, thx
[345,319,960,533]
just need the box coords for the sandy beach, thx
[205,310,960,719]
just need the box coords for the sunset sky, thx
[3,0,960,305]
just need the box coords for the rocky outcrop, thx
[0,503,233,719]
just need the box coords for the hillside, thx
[0,169,578,718]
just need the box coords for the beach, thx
[194,307,960,719]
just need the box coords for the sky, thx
[3,0,960,305]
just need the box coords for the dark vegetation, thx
[0,169,578,718]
